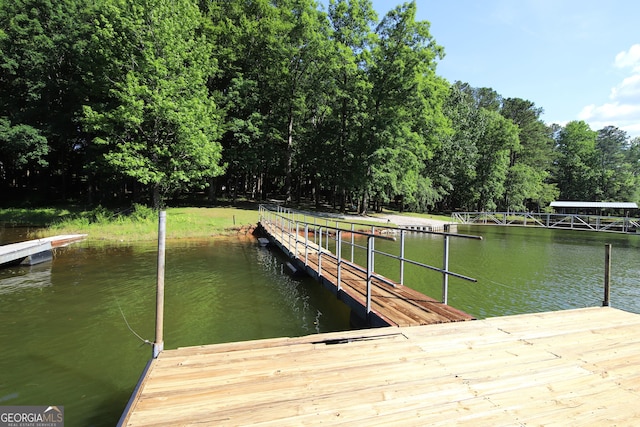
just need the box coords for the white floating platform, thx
[0,234,87,267]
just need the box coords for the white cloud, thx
[578,102,640,137]
[577,45,640,138]
[614,44,640,72]
[579,102,640,121]
[609,74,640,103]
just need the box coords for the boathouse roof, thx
[550,201,638,209]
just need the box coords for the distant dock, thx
[119,307,640,426]
[0,234,87,267]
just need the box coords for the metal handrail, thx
[454,211,639,233]
[259,204,481,308]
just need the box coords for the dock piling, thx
[603,244,611,307]
[153,210,166,359]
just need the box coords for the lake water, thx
[370,225,640,319]
[1,224,639,426]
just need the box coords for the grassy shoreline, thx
[1,205,261,242]
[1,204,451,243]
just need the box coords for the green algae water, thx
[1,224,640,426]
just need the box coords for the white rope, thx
[116,299,151,346]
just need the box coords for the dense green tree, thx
[2,0,638,212]
[205,0,274,201]
[323,0,377,211]
[553,121,599,201]
[473,110,519,211]
[458,83,502,112]
[596,126,636,201]
[253,0,329,203]
[627,137,640,172]
[500,98,558,211]
[430,82,487,211]
[363,1,449,213]
[0,0,94,198]
[0,118,48,189]
[84,0,224,208]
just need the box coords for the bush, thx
[130,204,156,222]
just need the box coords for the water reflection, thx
[0,263,52,294]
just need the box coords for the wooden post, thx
[153,210,166,359]
[603,244,611,307]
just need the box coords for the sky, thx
[364,0,640,138]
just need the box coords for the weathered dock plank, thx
[120,307,640,426]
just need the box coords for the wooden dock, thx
[0,234,87,267]
[119,307,640,426]
[260,220,474,327]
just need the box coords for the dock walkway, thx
[261,219,473,327]
[0,234,87,267]
[120,306,640,426]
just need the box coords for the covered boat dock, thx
[550,201,638,216]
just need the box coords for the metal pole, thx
[366,236,373,315]
[318,227,323,278]
[442,234,450,305]
[400,230,405,285]
[287,221,292,255]
[153,210,166,359]
[603,244,611,307]
[350,224,355,263]
[337,230,342,292]
[325,226,329,251]
[304,224,309,266]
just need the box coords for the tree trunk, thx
[360,190,368,215]
[285,108,294,204]
[207,177,217,204]
[153,184,162,209]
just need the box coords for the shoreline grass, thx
[1,203,448,243]
[1,205,261,242]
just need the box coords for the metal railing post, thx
[350,224,355,263]
[287,218,292,255]
[336,230,342,292]
[400,230,406,286]
[318,227,323,277]
[313,217,317,246]
[304,224,309,266]
[371,229,375,272]
[366,236,373,315]
[325,226,329,251]
[442,234,450,304]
